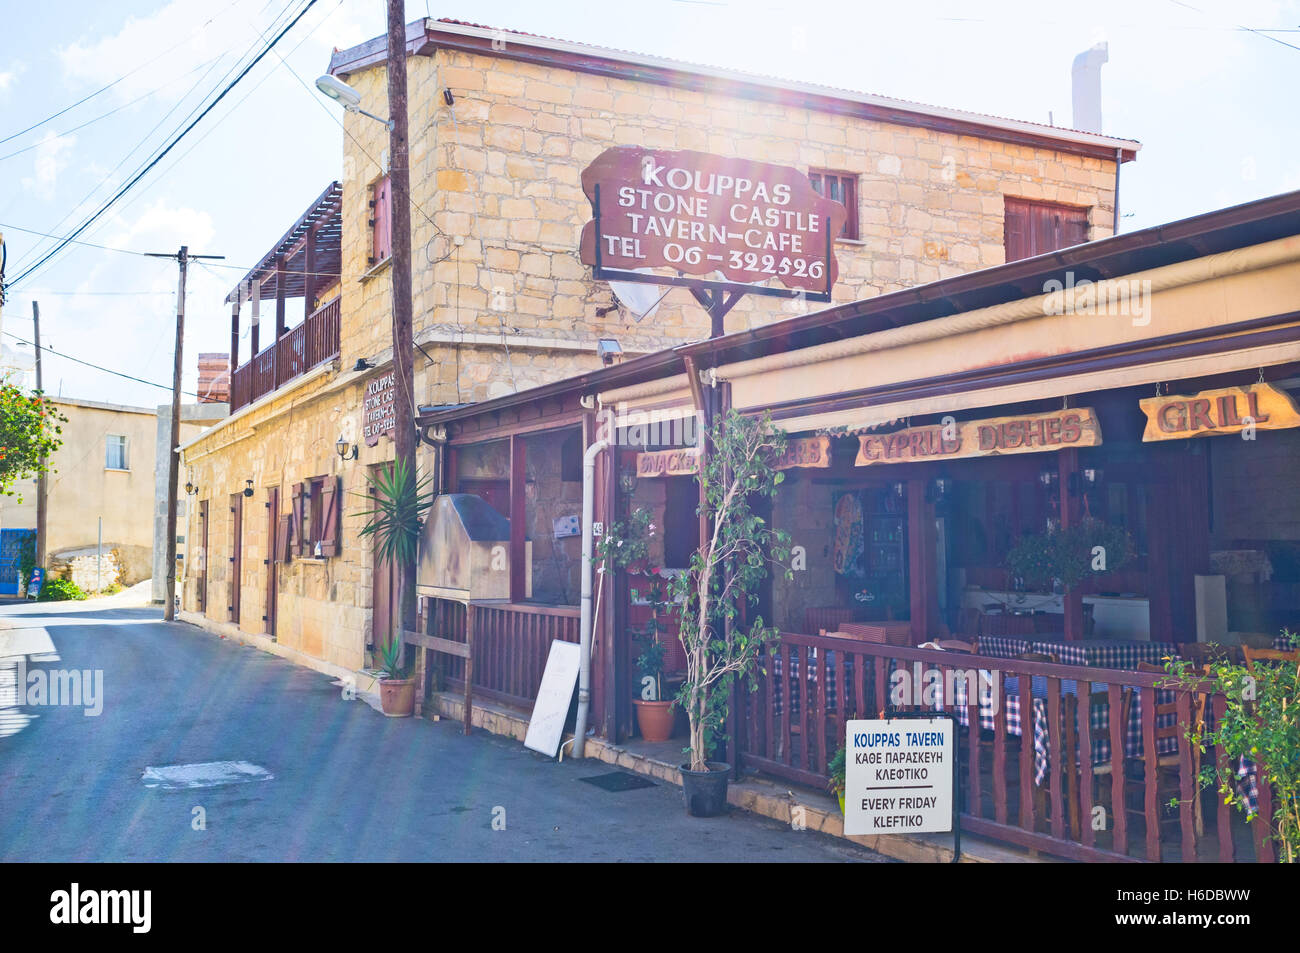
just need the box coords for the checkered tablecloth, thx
[976,635,1032,659]
[768,648,1261,812]
[1030,639,1180,669]
[1275,633,1298,651]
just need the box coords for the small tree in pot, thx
[667,410,792,815]
[355,458,435,717]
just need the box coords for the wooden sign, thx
[856,408,1102,466]
[1139,383,1300,442]
[636,448,700,477]
[524,640,582,757]
[774,435,832,470]
[579,147,846,292]
[363,372,396,446]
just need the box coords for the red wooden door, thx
[229,494,243,623]
[265,487,279,638]
[197,500,209,614]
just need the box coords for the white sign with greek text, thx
[844,717,953,836]
[524,640,581,757]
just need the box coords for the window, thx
[369,175,392,267]
[106,434,129,470]
[1003,197,1090,262]
[808,169,859,240]
[291,476,341,558]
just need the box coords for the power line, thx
[6,0,319,290]
[0,329,198,396]
[0,0,248,148]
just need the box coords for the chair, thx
[1126,662,1208,838]
[984,613,1037,637]
[955,608,983,639]
[1016,651,1058,664]
[1238,632,1278,650]
[1065,687,1134,840]
[936,639,976,654]
[1242,645,1300,674]
[1177,642,1240,666]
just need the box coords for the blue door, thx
[0,529,36,595]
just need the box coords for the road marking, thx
[141,761,273,790]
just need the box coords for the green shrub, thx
[38,577,88,602]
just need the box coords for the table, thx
[1029,638,1179,669]
[1275,632,1298,651]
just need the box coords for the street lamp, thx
[315,75,394,129]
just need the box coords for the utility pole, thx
[32,301,47,569]
[386,0,417,636]
[147,246,224,621]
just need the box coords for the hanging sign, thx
[774,435,832,470]
[1138,383,1300,442]
[363,372,396,446]
[579,147,846,293]
[636,448,700,477]
[855,408,1102,466]
[844,716,955,836]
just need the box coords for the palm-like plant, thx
[354,458,436,678]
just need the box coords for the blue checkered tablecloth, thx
[976,635,1032,659]
[1275,633,1298,651]
[1029,639,1180,669]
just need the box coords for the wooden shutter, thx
[371,175,392,265]
[276,514,293,564]
[1005,197,1090,262]
[291,482,305,557]
[319,476,341,557]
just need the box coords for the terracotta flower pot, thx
[379,677,415,717]
[633,699,674,742]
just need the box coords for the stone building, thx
[178,17,1138,675]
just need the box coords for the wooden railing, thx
[736,631,1275,862]
[426,599,581,711]
[229,296,340,412]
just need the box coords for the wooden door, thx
[265,486,279,638]
[229,493,243,623]
[370,467,395,653]
[197,500,209,613]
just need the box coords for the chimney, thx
[1071,41,1108,134]
[197,352,230,403]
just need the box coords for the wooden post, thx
[386,0,418,641]
[229,299,240,385]
[509,434,526,603]
[273,257,286,388]
[464,603,476,735]
[907,478,933,643]
[303,225,317,314]
[1058,447,1083,641]
[250,279,260,357]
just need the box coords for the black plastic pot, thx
[679,761,731,817]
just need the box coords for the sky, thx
[0,0,1298,407]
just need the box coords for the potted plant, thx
[1005,518,1133,633]
[668,410,792,817]
[828,745,847,814]
[632,637,674,742]
[356,458,435,718]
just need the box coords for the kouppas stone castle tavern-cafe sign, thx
[579,147,847,294]
[363,372,397,446]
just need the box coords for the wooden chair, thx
[1016,651,1058,664]
[1065,687,1134,840]
[1177,642,1240,666]
[936,639,976,654]
[1238,632,1278,650]
[984,613,1037,637]
[1127,662,1208,838]
[1243,645,1300,674]
[955,608,983,639]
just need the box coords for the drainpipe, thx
[573,437,610,759]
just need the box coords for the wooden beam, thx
[509,434,526,602]
[229,300,240,378]
[907,478,933,643]
[1058,447,1083,641]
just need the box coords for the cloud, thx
[0,62,23,94]
[21,133,76,199]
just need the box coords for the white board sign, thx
[844,717,953,836]
[524,640,582,757]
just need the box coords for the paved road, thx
[0,602,884,862]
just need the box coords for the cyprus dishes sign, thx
[579,147,847,293]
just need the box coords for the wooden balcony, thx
[230,296,340,413]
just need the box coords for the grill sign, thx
[363,372,396,446]
[1138,383,1300,442]
[579,147,846,292]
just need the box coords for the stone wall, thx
[50,548,122,593]
[337,47,1118,407]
